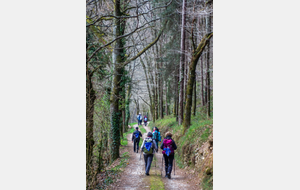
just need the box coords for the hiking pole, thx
[140,149,142,160]
[161,156,163,176]
[174,158,175,176]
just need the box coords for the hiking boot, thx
[145,173,149,176]
[136,150,138,153]
[166,173,171,179]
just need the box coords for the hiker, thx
[132,127,142,153]
[160,131,177,179]
[141,132,158,176]
[144,115,148,126]
[152,127,161,150]
[137,113,142,126]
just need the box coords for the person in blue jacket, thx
[132,127,142,153]
[137,113,142,126]
[152,127,161,151]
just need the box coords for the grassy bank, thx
[150,114,213,189]
[121,122,147,147]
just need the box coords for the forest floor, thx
[107,123,199,190]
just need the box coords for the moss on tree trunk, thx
[183,33,213,132]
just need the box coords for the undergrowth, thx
[152,113,213,189]
[96,151,130,189]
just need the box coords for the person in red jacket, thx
[160,131,177,179]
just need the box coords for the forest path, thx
[110,124,150,189]
[143,125,198,190]
[111,123,198,189]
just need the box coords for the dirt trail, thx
[110,123,198,190]
[110,124,149,189]
[143,125,198,190]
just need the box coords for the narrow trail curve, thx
[111,123,198,189]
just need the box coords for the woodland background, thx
[1,0,299,190]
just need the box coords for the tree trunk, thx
[174,65,178,118]
[183,33,213,132]
[206,14,211,117]
[86,71,96,171]
[165,80,169,116]
[159,68,164,119]
[192,78,196,116]
[178,0,186,125]
[141,59,154,121]
[176,56,180,122]
[201,56,205,106]
[110,0,122,161]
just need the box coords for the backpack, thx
[134,132,139,139]
[143,138,153,154]
[152,131,159,140]
[158,132,161,141]
[144,117,147,122]
[162,139,174,156]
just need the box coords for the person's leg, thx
[167,154,174,178]
[164,154,169,176]
[133,139,136,152]
[143,154,147,171]
[145,154,153,174]
[136,140,139,152]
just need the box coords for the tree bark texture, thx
[178,0,186,125]
[183,33,213,132]
[192,78,196,116]
[86,71,96,171]
[206,14,211,117]
[110,0,122,161]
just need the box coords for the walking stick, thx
[174,157,175,176]
[161,156,163,176]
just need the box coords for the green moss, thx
[129,122,137,127]
[149,156,164,190]
[150,175,164,190]
[202,174,213,190]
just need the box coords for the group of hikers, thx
[132,123,177,179]
[136,113,148,126]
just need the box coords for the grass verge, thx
[96,151,130,189]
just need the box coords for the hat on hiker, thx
[165,132,172,137]
[147,132,153,137]
[136,127,139,130]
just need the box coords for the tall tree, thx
[206,12,212,117]
[183,33,213,132]
[178,0,187,125]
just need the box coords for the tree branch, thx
[139,96,151,107]
[122,20,169,67]
[87,18,160,64]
